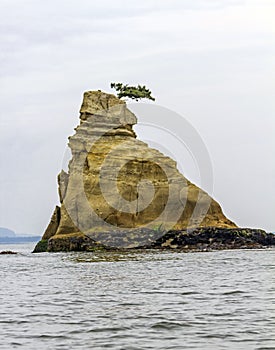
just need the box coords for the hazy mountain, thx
[0,227,40,244]
[0,227,16,237]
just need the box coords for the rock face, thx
[35,91,238,252]
[42,206,60,240]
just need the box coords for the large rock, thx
[35,91,237,252]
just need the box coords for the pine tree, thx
[110,83,155,101]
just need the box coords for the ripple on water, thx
[0,245,275,350]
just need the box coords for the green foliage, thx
[33,239,48,253]
[153,223,164,232]
[110,83,155,101]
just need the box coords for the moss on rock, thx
[33,239,48,253]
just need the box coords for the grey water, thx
[0,243,274,350]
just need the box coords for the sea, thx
[0,243,274,350]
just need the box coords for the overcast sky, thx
[0,0,274,234]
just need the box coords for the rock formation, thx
[35,90,238,252]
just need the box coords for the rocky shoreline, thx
[33,227,275,253]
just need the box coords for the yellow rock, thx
[41,91,236,250]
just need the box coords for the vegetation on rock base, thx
[33,239,48,253]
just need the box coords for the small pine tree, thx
[110,83,155,101]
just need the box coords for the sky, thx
[0,0,274,234]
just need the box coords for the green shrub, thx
[111,83,155,101]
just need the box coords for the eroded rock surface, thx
[34,91,238,252]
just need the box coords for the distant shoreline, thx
[0,236,41,244]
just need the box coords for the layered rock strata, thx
[35,91,239,252]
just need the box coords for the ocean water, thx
[0,243,274,350]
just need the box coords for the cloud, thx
[0,0,274,233]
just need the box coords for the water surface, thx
[0,243,274,349]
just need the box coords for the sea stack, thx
[35,91,237,252]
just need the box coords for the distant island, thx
[0,227,41,244]
[0,227,16,237]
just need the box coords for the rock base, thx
[151,227,275,251]
[33,227,275,253]
[33,233,106,253]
